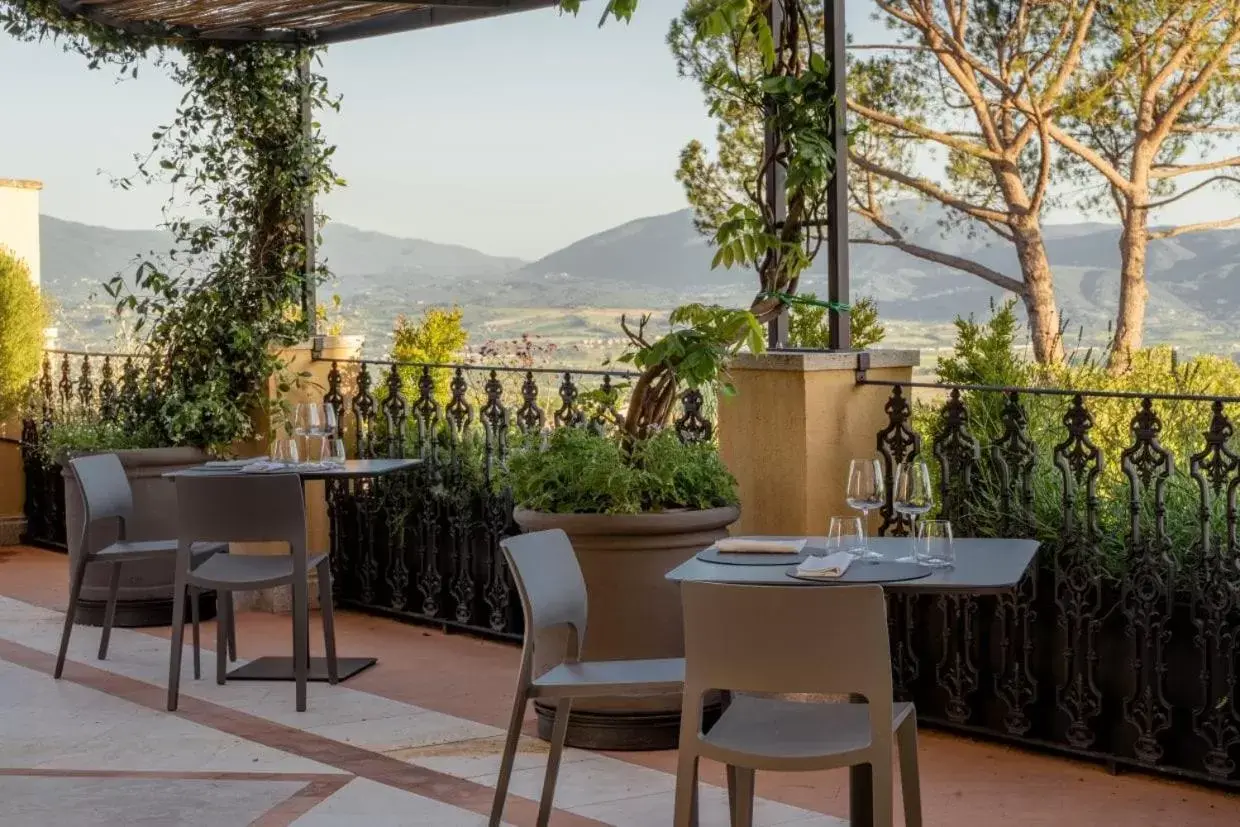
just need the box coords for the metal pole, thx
[298,49,318,338]
[765,0,789,350]
[825,0,851,351]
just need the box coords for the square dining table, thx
[166,457,422,682]
[666,535,1041,827]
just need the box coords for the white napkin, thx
[715,538,808,554]
[204,456,268,467]
[240,460,343,474]
[794,551,854,578]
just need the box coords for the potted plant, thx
[0,246,47,545]
[508,304,763,750]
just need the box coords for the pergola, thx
[56,0,851,348]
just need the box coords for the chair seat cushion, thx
[190,552,328,588]
[702,695,914,760]
[96,540,228,562]
[533,658,685,693]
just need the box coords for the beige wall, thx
[718,350,919,538]
[0,180,41,285]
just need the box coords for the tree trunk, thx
[1012,221,1065,364]
[1109,201,1149,374]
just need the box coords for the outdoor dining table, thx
[665,535,1041,827]
[165,457,422,683]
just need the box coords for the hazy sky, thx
[1,1,1232,261]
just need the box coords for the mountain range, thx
[37,202,1240,353]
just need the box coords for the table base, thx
[226,656,376,682]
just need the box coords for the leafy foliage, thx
[38,412,163,465]
[507,427,738,515]
[668,0,837,324]
[616,303,763,441]
[0,247,46,420]
[100,46,338,452]
[787,294,885,351]
[920,301,1240,573]
[391,306,469,403]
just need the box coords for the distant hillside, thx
[36,204,1240,354]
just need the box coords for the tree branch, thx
[846,99,1004,161]
[849,234,1025,294]
[848,150,1014,226]
[1151,156,1240,178]
[1150,215,1240,240]
[1145,175,1240,209]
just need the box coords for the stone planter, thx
[513,505,739,751]
[63,447,213,627]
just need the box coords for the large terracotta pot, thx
[63,447,212,627]
[513,505,739,750]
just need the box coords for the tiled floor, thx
[0,544,1237,825]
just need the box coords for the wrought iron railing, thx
[316,357,714,640]
[20,349,158,550]
[861,376,1240,787]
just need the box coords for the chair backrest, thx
[680,581,893,709]
[174,473,307,556]
[499,529,588,656]
[69,453,134,536]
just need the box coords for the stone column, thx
[717,350,919,537]
[232,334,364,612]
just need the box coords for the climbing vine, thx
[3,2,338,451]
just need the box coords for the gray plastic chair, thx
[490,529,685,827]
[673,582,922,827]
[55,454,228,680]
[168,472,338,713]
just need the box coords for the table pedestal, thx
[226,656,376,682]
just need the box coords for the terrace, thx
[1,541,1236,826]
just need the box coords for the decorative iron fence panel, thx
[869,380,1240,787]
[318,358,713,639]
[20,350,158,550]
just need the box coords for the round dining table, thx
[665,535,1041,827]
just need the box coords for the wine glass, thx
[321,403,338,438]
[826,515,866,561]
[894,459,934,563]
[916,520,954,568]
[846,458,885,561]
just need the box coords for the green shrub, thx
[507,427,738,515]
[0,247,47,420]
[788,294,886,350]
[919,302,1240,574]
[39,413,163,465]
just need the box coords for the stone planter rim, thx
[513,504,740,537]
[59,445,208,473]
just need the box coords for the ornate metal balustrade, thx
[317,358,714,640]
[862,377,1240,787]
[20,350,158,550]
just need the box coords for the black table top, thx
[166,458,421,481]
[666,536,1040,594]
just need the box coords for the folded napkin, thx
[205,456,268,468]
[794,551,854,578]
[714,537,808,554]
[240,460,344,474]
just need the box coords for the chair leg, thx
[98,562,122,660]
[216,589,230,685]
[727,766,755,827]
[293,576,310,712]
[225,592,237,662]
[673,748,699,827]
[870,757,895,827]
[536,698,572,827]
[55,555,90,679]
[897,714,923,827]
[317,561,338,684]
[167,574,188,712]
[189,587,201,680]
[489,685,529,827]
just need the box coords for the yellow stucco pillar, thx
[717,350,919,537]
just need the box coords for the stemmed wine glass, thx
[893,459,934,564]
[846,458,885,562]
